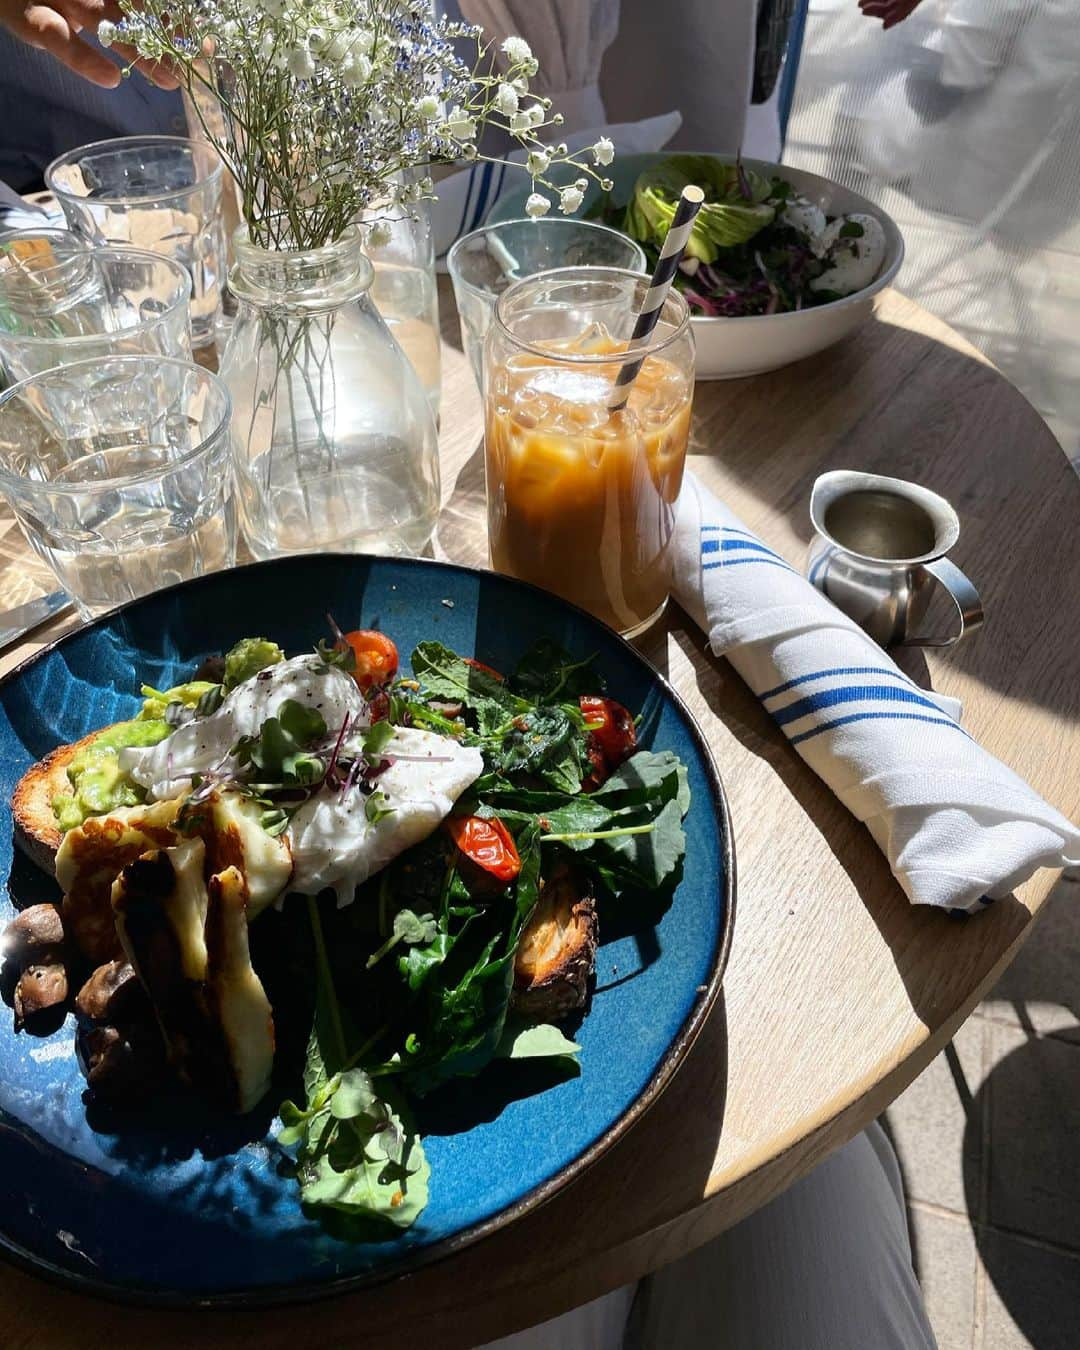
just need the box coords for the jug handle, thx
[898,558,984,649]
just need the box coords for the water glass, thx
[46,135,225,349]
[448,217,647,387]
[0,356,234,618]
[484,267,694,637]
[0,231,191,383]
[360,206,441,418]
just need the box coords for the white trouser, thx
[482,1122,936,1350]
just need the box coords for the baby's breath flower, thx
[500,35,532,64]
[109,0,616,251]
[525,192,551,218]
[592,136,615,167]
[559,185,584,214]
[367,220,393,248]
[341,53,372,87]
[288,45,315,79]
[97,18,116,45]
[444,105,477,142]
[494,83,518,116]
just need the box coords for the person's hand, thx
[858,0,926,30]
[0,0,178,88]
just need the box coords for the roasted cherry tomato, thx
[446,815,521,882]
[579,695,637,769]
[464,656,504,682]
[339,629,398,690]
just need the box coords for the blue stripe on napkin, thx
[703,557,798,573]
[772,682,946,728]
[758,665,918,701]
[700,524,798,574]
[788,709,965,746]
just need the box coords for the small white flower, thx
[526,148,550,176]
[525,103,545,128]
[306,26,327,52]
[341,53,372,87]
[525,192,550,218]
[500,36,532,65]
[510,76,529,95]
[575,178,588,190]
[444,105,477,142]
[559,185,584,214]
[592,136,615,167]
[367,220,393,249]
[417,95,441,120]
[509,110,531,136]
[261,0,287,17]
[494,83,518,117]
[288,45,315,79]
[97,19,116,46]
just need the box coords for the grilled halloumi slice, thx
[180,790,293,919]
[55,798,183,963]
[204,866,274,1113]
[111,840,274,1113]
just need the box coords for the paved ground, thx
[786,0,1080,455]
[787,5,1080,1344]
[886,875,1080,1348]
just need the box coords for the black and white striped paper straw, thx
[606,184,704,413]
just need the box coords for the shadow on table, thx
[688,314,1080,722]
[667,612,1033,1033]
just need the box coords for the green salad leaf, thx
[410,640,524,734]
[281,899,430,1230]
[628,154,775,262]
[510,639,604,704]
[495,1020,581,1067]
[234,698,326,785]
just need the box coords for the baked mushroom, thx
[512,864,598,1018]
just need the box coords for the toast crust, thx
[12,726,122,876]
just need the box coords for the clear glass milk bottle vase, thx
[220,226,440,558]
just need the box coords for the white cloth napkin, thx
[672,473,1080,913]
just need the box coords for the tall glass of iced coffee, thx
[483,267,694,637]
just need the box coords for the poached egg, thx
[122,653,484,909]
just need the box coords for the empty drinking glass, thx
[46,135,225,349]
[0,231,191,383]
[0,356,234,617]
[447,217,646,386]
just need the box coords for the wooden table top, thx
[1,282,1077,1348]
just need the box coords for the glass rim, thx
[0,225,87,251]
[0,355,231,496]
[0,247,192,348]
[45,134,224,207]
[492,264,691,364]
[447,218,648,305]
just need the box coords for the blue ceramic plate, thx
[0,555,733,1305]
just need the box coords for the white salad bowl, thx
[488,155,905,381]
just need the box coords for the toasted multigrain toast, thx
[12,727,121,876]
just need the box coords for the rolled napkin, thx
[672,473,1080,913]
